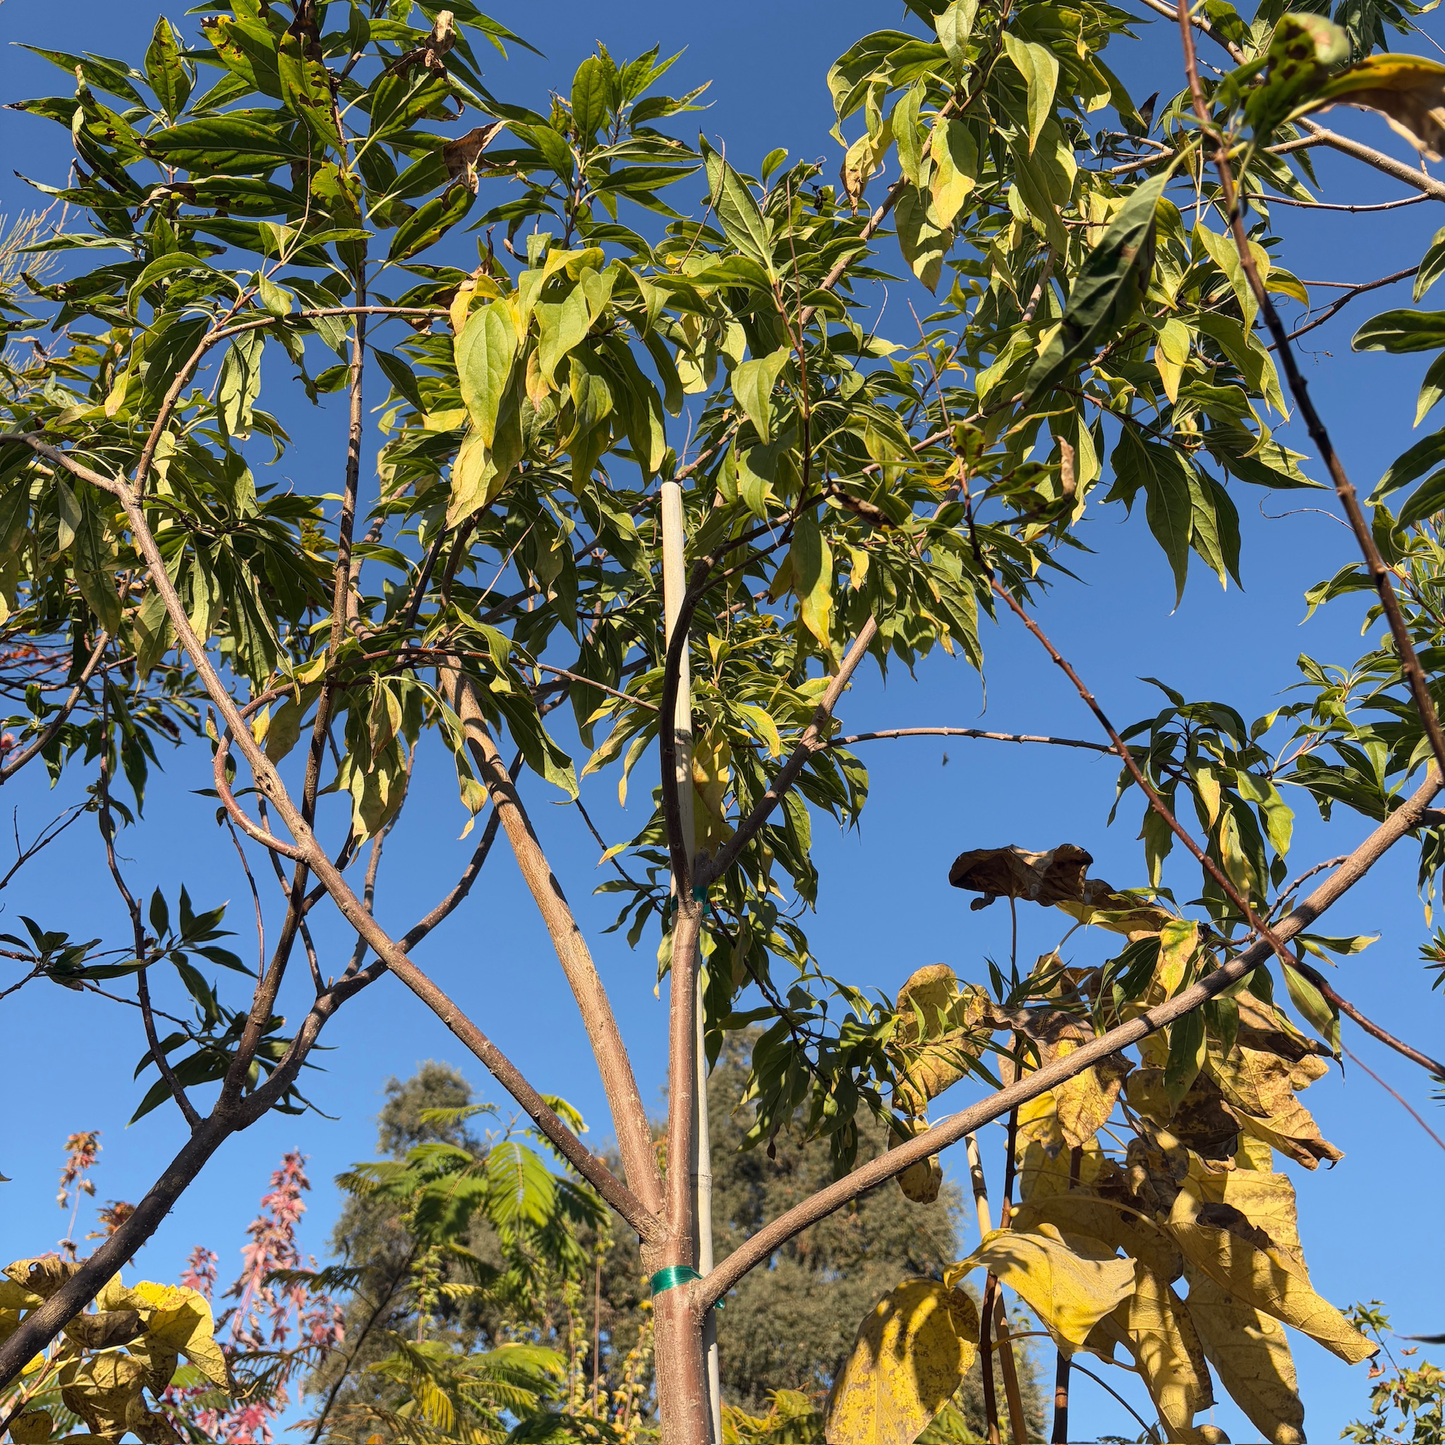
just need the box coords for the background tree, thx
[1,0,1445,1439]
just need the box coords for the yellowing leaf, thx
[1114,1262,1214,1441]
[1185,1263,1305,1445]
[1002,34,1060,154]
[928,116,977,229]
[952,1225,1134,1351]
[1053,1045,1131,1150]
[1167,1185,1376,1364]
[890,964,989,1116]
[1311,54,1445,161]
[824,1280,979,1444]
[455,301,518,444]
[128,1280,230,1387]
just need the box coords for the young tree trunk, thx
[649,1274,711,1445]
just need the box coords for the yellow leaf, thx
[890,964,989,1116]
[1167,1184,1376,1364]
[1010,1187,1180,1282]
[4,1257,79,1299]
[824,1280,979,1444]
[1052,1045,1131,1150]
[1185,1263,1305,1445]
[0,1278,41,1310]
[128,1280,231,1388]
[448,427,509,529]
[8,1409,52,1444]
[1113,1262,1214,1440]
[59,1351,147,1439]
[951,1225,1134,1351]
[928,115,977,228]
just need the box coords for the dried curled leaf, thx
[824,1279,979,1444]
[1168,1184,1376,1364]
[1127,1067,1240,1161]
[947,843,1174,935]
[951,1224,1135,1351]
[1186,1262,1305,1445]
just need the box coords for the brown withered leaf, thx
[948,843,1175,935]
[1237,1096,1344,1171]
[1127,1067,1240,1161]
[444,121,508,193]
[1185,1262,1305,1445]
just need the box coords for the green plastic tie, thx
[648,1264,723,1308]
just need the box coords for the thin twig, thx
[1342,1043,1445,1151]
[0,629,108,784]
[832,726,1111,753]
[1290,957,1445,1077]
[1245,191,1428,213]
[1276,266,1419,345]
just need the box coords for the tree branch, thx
[0,433,661,1248]
[695,766,1442,1307]
[440,668,666,1225]
[1176,6,1445,782]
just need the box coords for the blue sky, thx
[2,0,1444,1439]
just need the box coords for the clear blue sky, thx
[1,0,1442,1439]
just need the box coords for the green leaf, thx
[895,184,949,293]
[571,55,610,140]
[536,285,590,387]
[733,346,789,443]
[1415,225,1445,300]
[1024,172,1168,400]
[1144,446,1194,604]
[1164,1008,1206,1106]
[1398,465,1445,524]
[145,17,192,119]
[701,138,775,278]
[790,510,833,652]
[456,303,519,447]
[1002,34,1059,155]
[1352,308,1445,353]
[1416,351,1445,426]
[144,111,307,174]
[1373,426,1445,498]
[893,83,924,185]
[387,184,474,262]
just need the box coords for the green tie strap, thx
[649,1264,723,1308]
